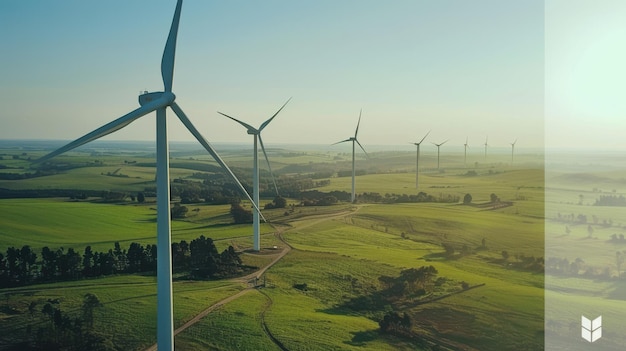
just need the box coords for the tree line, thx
[0,235,244,288]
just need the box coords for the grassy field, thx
[544,151,626,350]
[0,145,547,350]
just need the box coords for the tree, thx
[463,193,472,205]
[230,203,252,224]
[83,246,94,277]
[587,224,594,238]
[41,246,58,280]
[82,293,102,329]
[127,243,145,273]
[502,250,509,261]
[171,203,189,219]
[137,192,145,203]
[19,245,37,283]
[490,193,499,203]
[190,235,220,278]
[273,196,287,208]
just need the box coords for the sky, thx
[545,0,626,151]
[0,1,622,151]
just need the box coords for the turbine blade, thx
[418,130,431,144]
[259,97,292,131]
[161,0,183,92]
[171,102,266,220]
[258,135,279,196]
[354,109,362,138]
[217,112,257,133]
[35,103,161,164]
[332,138,352,145]
[441,139,449,146]
[355,139,369,158]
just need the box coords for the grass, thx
[0,147,548,350]
[0,274,245,350]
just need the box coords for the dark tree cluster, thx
[14,293,115,351]
[368,191,459,204]
[595,195,626,207]
[555,212,590,224]
[300,190,350,205]
[502,253,544,273]
[0,236,243,288]
[264,196,287,210]
[545,256,621,280]
[0,170,57,180]
[337,169,367,178]
[189,235,243,278]
[378,266,439,297]
[230,203,253,224]
[379,311,412,335]
[170,203,189,219]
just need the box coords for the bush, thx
[463,193,472,204]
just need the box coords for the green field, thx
[544,152,626,350]
[0,144,549,350]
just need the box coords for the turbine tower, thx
[333,110,368,203]
[484,136,489,161]
[410,130,430,189]
[464,137,469,167]
[432,140,448,169]
[33,1,259,349]
[510,138,517,165]
[218,98,291,251]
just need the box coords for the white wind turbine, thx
[510,138,517,165]
[33,1,260,349]
[464,137,470,167]
[410,130,430,189]
[484,136,489,161]
[333,110,368,203]
[218,98,291,251]
[432,139,448,169]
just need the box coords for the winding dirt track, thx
[143,206,360,351]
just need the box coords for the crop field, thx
[0,143,548,350]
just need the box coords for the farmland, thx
[0,141,546,350]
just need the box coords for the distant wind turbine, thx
[33,1,259,350]
[464,137,470,167]
[410,130,430,188]
[333,110,368,203]
[510,138,517,165]
[484,136,489,161]
[218,98,291,251]
[432,140,448,169]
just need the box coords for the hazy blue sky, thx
[0,1,620,150]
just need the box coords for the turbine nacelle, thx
[139,91,175,107]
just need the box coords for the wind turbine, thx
[432,140,448,169]
[333,110,368,203]
[464,137,469,167]
[33,1,260,350]
[218,98,291,251]
[410,130,430,189]
[484,136,489,161]
[510,138,517,165]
